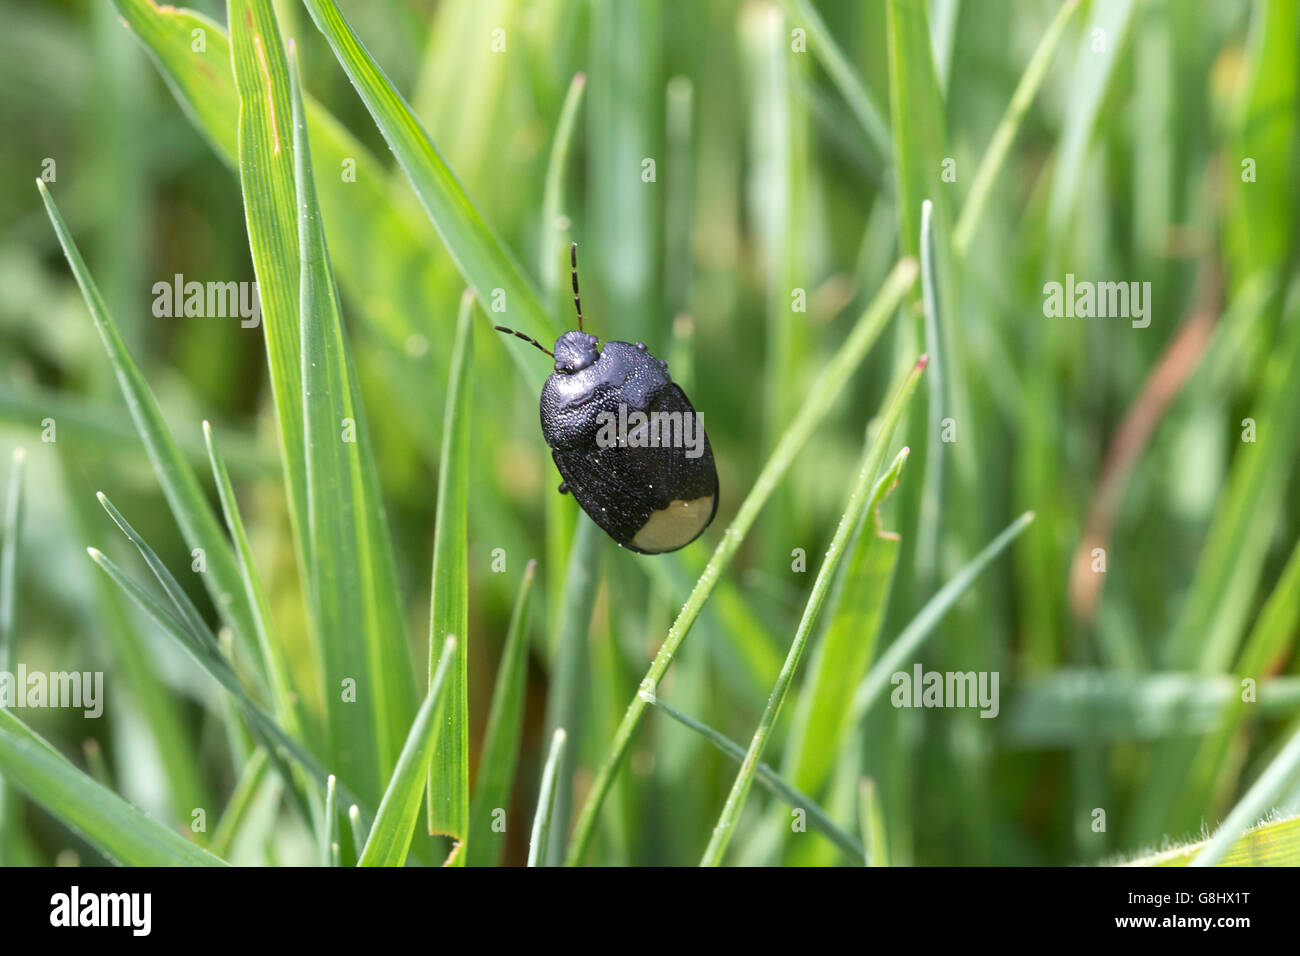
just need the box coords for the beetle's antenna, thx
[571,241,584,332]
[494,325,553,357]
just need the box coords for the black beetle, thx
[494,243,718,553]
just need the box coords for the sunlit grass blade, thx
[467,559,537,866]
[35,179,263,673]
[858,778,888,866]
[426,290,473,862]
[915,199,947,588]
[0,709,226,867]
[289,40,418,807]
[528,728,567,867]
[1124,815,1300,867]
[347,805,364,859]
[649,694,864,861]
[846,510,1036,722]
[700,381,921,866]
[952,0,1080,254]
[358,637,456,868]
[301,0,555,368]
[566,256,919,864]
[1190,723,1300,867]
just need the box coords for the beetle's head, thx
[553,330,600,374]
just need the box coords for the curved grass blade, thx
[566,257,919,864]
[1125,815,1300,867]
[528,729,567,867]
[467,559,537,866]
[426,290,474,863]
[289,40,418,806]
[700,385,921,866]
[35,179,263,675]
[358,637,457,868]
[0,709,226,867]
[649,694,863,861]
[302,0,555,375]
[322,774,338,867]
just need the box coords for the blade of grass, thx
[467,559,537,866]
[542,514,603,865]
[566,256,919,864]
[0,448,25,864]
[289,40,418,806]
[1124,815,1300,867]
[302,0,556,374]
[528,728,567,867]
[1191,723,1300,866]
[777,0,891,166]
[322,774,338,867]
[426,289,474,863]
[846,510,1036,722]
[700,384,921,866]
[35,179,263,674]
[952,0,1080,254]
[648,694,864,861]
[359,637,457,867]
[858,777,888,866]
[209,748,270,860]
[0,709,226,867]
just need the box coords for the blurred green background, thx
[0,0,1298,866]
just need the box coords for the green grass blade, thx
[35,179,263,673]
[203,421,303,742]
[358,637,457,868]
[322,773,338,867]
[426,290,474,862]
[542,514,604,865]
[1124,815,1300,867]
[777,0,891,166]
[228,0,310,582]
[527,728,567,867]
[1191,724,1300,867]
[649,695,864,861]
[858,778,888,866]
[0,448,25,864]
[467,559,537,866]
[0,709,226,867]
[952,0,1080,254]
[848,510,1036,721]
[566,256,918,865]
[302,0,556,366]
[210,749,270,860]
[289,40,418,807]
[701,383,921,866]
[111,0,445,353]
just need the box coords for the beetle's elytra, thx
[494,244,719,553]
